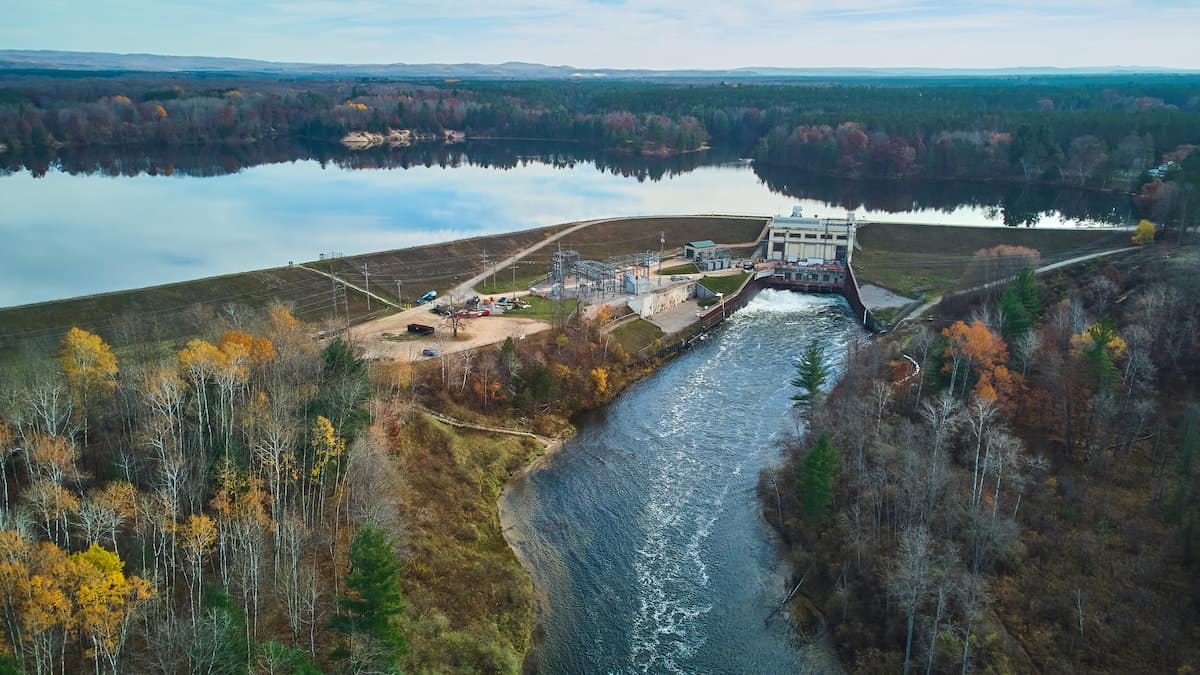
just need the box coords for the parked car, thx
[421,348,439,357]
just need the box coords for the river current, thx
[502,290,863,674]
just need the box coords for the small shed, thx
[684,240,717,260]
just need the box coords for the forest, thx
[0,295,661,673]
[766,235,1200,672]
[1,73,1199,189]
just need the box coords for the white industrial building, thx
[765,206,855,264]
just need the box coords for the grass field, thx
[853,223,1127,296]
[698,272,751,297]
[502,296,580,322]
[473,260,547,294]
[659,262,699,275]
[610,318,664,354]
[512,216,768,271]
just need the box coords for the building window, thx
[805,234,817,239]
[836,235,847,240]
[772,242,784,252]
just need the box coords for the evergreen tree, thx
[791,342,830,411]
[999,285,1031,340]
[332,525,407,673]
[1015,267,1041,321]
[797,435,840,525]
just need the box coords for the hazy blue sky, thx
[3,1,1197,69]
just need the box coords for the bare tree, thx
[891,526,933,675]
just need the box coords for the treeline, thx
[2,74,1198,185]
[0,136,727,183]
[767,238,1200,671]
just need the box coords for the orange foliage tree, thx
[942,320,1015,402]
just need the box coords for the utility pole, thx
[328,253,338,325]
[480,250,490,292]
[341,282,351,341]
[361,263,371,311]
[659,231,665,274]
[509,261,519,290]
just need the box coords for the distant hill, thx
[0,49,1192,80]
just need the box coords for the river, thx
[0,141,1130,307]
[501,289,863,674]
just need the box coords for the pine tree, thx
[332,525,407,672]
[797,435,840,525]
[791,342,830,411]
[999,285,1031,340]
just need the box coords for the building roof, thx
[686,240,716,248]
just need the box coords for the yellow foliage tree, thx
[59,327,118,445]
[310,416,345,481]
[69,544,154,674]
[175,514,216,618]
[591,368,610,396]
[152,105,167,119]
[1132,219,1156,245]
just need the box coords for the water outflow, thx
[502,289,863,674]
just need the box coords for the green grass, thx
[503,296,580,322]
[698,273,751,297]
[659,262,699,275]
[853,222,1126,296]
[513,216,768,270]
[610,318,664,354]
[473,260,548,295]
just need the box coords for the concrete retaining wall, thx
[843,265,885,333]
[628,281,697,318]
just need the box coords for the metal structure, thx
[574,259,621,297]
[550,250,580,286]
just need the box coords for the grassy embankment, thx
[610,318,665,354]
[390,413,542,672]
[852,223,1127,297]
[0,225,575,360]
[473,216,768,295]
[659,262,699,275]
[698,272,751,296]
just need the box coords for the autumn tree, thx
[942,320,1011,401]
[1131,219,1156,245]
[962,245,1041,287]
[69,544,154,675]
[58,327,118,446]
[1071,318,1127,390]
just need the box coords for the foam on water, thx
[507,289,860,673]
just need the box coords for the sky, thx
[3,0,1198,70]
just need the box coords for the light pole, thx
[717,292,725,319]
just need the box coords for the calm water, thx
[502,290,861,674]
[0,143,1129,307]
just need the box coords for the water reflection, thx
[0,142,1132,307]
